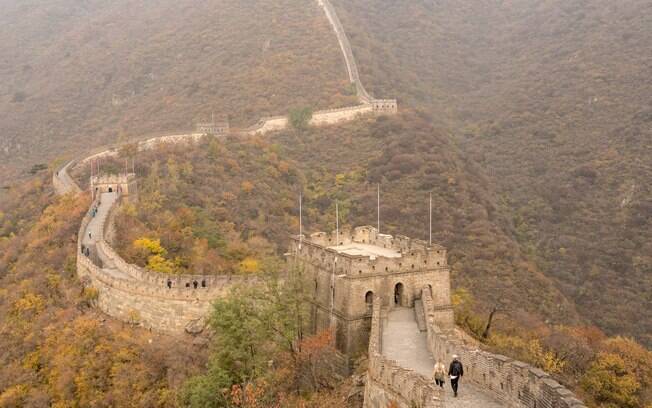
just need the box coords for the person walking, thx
[432,360,446,388]
[449,355,464,397]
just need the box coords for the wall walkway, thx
[52,160,82,195]
[364,293,587,407]
[74,187,250,333]
[383,307,503,407]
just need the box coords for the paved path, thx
[53,160,82,195]
[82,192,132,280]
[382,307,504,408]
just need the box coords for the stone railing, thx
[421,288,587,408]
[364,297,443,408]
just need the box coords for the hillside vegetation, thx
[108,137,303,275]
[0,0,352,183]
[0,176,207,406]
[85,113,651,407]
[332,0,652,346]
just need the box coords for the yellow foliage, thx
[489,334,565,374]
[0,384,28,407]
[133,237,166,256]
[239,257,260,274]
[82,287,99,302]
[12,292,45,316]
[22,350,41,371]
[146,254,176,274]
[582,352,640,407]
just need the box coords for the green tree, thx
[180,261,312,406]
[288,107,313,130]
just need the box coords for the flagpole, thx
[429,192,432,246]
[336,201,339,246]
[90,159,94,201]
[377,183,380,233]
[299,192,303,250]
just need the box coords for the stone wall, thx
[52,160,82,195]
[74,191,250,333]
[364,297,443,408]
[310,104,374,126]
[244,115,289,135]
[317,0,371,102]
[421,288,587,408]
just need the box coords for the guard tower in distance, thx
[91,173,137,198]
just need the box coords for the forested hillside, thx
[332,0,652,346]
[0,0,351,183]
[0,174,209,406]
[60,116,651,406]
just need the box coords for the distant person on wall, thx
[449,355,464,397]
[433,360,446,388]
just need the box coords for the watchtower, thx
[91,173,137,197]
[195,113,230,136]
[371,99,398,115]
[289,226,454,359]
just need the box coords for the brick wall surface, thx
[421,288,587,408]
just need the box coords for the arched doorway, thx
[394,283,404,306]
[365,290,374,306]
[108,186,113,193]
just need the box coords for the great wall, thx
[51,0,586,406]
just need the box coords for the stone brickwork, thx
[421,288,587,408]
[364,297,443,408]
[371,99,398,115]
[73,185,249,333]
[195,121,229,136]
[91,173,137,197]
[289,226,454,358]
[310,104,374,126]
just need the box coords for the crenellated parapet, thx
[364,297,443,408]
[420,288,587,408]
[74,187,252,333]
[291,226,447,278]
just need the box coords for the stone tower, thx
[91,173,137,197]
[289,226,454,359]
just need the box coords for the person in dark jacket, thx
[448,355,464,397]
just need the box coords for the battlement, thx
[75,190,251,333]
[91,172,137,196]
[195,121,229,136]
[290,226,447,277]
[421,289,587,408]
[91,172,135,185]
[371,99,398,114]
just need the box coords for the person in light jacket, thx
[432,360,446,387]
